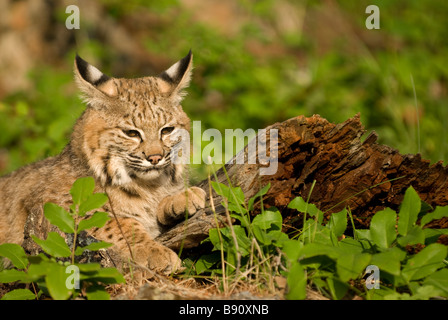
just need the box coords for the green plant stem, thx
[208,168,228,294]
[347,207,357,240]
[211,166,242,276]
[71,214,78,265]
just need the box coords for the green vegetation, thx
[0,177,124,300]
[1,1,448,181]
[186,177,448,300]
[0,0,447,301]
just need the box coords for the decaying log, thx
[158,114,448,251]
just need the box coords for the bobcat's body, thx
[0,52,206,273]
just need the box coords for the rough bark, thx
[157,114,448,251]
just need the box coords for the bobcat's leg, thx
[92,217,181,274]
[157,187,206,226]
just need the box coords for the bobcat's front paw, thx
[147,244,183,274]
[157,187,206,225]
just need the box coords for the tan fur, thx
[0,52,206,274]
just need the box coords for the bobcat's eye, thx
[123,130,141,139]
[161,126,175,135]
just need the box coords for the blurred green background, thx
[0,0,447,183]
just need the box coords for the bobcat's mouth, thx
[125,152,172,174]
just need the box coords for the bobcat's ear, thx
[157,50,193,104]
[74,55,117,102]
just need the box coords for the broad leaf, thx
[45,263,73,300]
[75,263,102,273]
[44,203,75,233]
[227,225,251,256]
[423,228,448,244]
[336,252,371,282]
[281,239,304,264]
[32,232,71,258]
[355,229,371,241]
[251,207,282,230]
[211,181,245,205]
[74,241,113,255]
[195,252,221,274]
[86,285,110,300]
[0,269,27,283]
[248,183,271,211]
[286,262,306,300]
[402,243,447,282]
[326,209,347,237]
[0,243,29,269]
[70,176,95,206]
[77,212,110,233]
[81,267,125,284]
[370,247,407,276]
[78,193,108,216]
[1,288,35,300]
[398,186,421,236]
[420,205,448,227]
[288,197,321,218]
[424,268,448,295]
[397,225,425,246]
[370,208,397,249]
[327,277,349,300]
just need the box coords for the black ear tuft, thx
[158,50,193,85]
[75,54,110,86]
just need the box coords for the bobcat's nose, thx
[145,153,163,165]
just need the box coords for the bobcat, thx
[0,51,206,274]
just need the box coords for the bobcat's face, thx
[73,52,193,187]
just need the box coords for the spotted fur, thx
[0,52,206,273]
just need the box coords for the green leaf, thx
[229,225,251,256]
[44,203,75,233]
[26,259,54,280]
[209,228,223,252]
[397,225,425,247]
[355,229,372,241]
[78,193,108,216]
[409,285,444,300]
[402,243,448,282]
[0,243,29,269]
[86,285,110,300]
[326,208,347,237]
[81,267,125,284]
[0,269,27,283]
[248,183,270,211]
[338,238,365,255]
[327,277,348,300]
[70,176,95,206]
[288,197,321,217]
[424,268,448,295]
[370,247,407,276]
[286,262,306,300]
[421,205,448,227]
[423,228,448,244]
[74,241,113,255]
[195,252,221,274]
[1,288,35,300]
[336,253,371,282]
[77,212,110,233]
[31,232,71,258]
[45,263,73,300]
[398,186,421,236]
[211,181,244,204]
[370,208,397,249]
[251,207,282,230]
[300,243,342,260]
[281,239,303,264]
[75,263,102,273]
